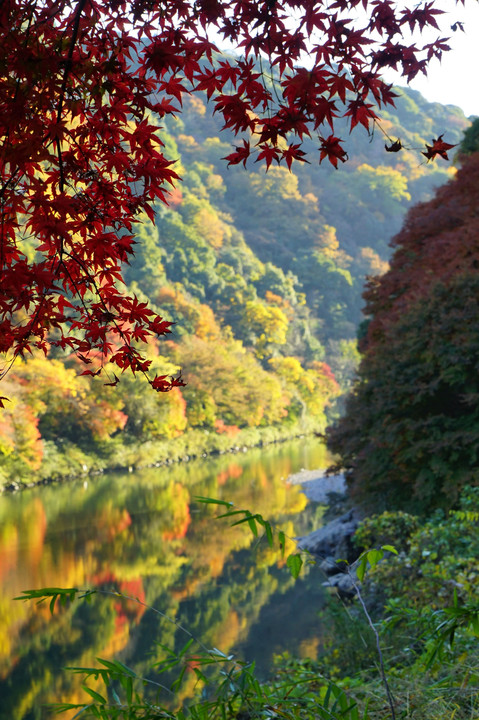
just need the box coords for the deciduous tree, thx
[328,153,479,514]
[0,0,463,389]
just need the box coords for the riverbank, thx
[287,469,346,503]
[1,419,328,493]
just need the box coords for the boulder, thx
[296,508,361,564]
[323,572,357,600]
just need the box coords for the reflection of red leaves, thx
[422,135,456,162]
[319,135,348,168]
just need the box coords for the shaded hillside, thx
[328,127,479,514]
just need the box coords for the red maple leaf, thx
[422,135,456,162]
[255,143,281,169]
[282,144,309,170]
[319,136,348,168]
[223,140,251,167]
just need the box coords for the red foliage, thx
[363,153,479,350]
[0,0,461,388]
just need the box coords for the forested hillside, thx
[0,87,469,488]
[328,120,479,514]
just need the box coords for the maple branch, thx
[11,254,63,358]
[60,247,170,387]
[58,256,93,321]
[56,0,88,127]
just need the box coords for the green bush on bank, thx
[2,420,322,491]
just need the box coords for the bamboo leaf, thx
[264,521,274,548]
[195,496,234,507]
[81,686,107,704]
[286,554,303,579]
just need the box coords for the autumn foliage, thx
[0,0,463,388]
[328,151,479,514]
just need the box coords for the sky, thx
[387,1,479,117]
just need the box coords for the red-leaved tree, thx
[0,0,464,392]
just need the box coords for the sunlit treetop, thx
[0,0,464,393]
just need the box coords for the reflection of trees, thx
[0,439,327,718]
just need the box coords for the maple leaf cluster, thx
[0,0,463,387]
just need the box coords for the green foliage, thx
[353,512,419,553]
[18,586,370,720]
[459,117,479,156]
[358,487,479,610]
[329,273,479,514]
[355,545,397,583]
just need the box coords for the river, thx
[0,437,334,720]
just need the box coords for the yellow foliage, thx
[269,356,303,383]
[186,95,206,116]
[359,247,389,275]
[245,301,289,356]
[249,166,302,201]
[193,206,225,249]
[195,304,222,341]
[357,163,411,202]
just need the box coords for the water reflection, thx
[0,438,330,720]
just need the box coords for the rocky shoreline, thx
[287,469,362,598]
[287,469,346,503]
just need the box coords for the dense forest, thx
[0,86,469,489]
[329,118,479,515]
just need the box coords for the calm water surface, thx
[0,437,333,720]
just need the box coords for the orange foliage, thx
[87,402,128,441]
[194,304,222,340]
[217,462,244,486]
[168,185,183,207]
[21,499,47,568]
[96,507,132,541]
[214,419,241,437]
[310,361,340,394]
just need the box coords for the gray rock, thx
[319,556,349,576]
[287,471,346,503]
[323,572,357,599]
[296,509,361,564]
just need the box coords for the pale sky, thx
[214,1,479,118]
[386,1,479,117]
